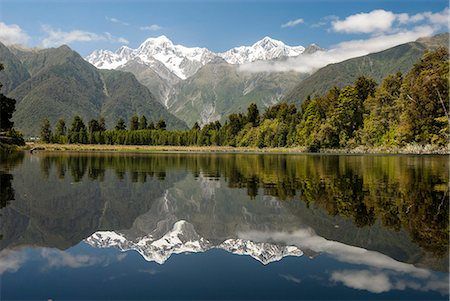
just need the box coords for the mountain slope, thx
[0,43,187,135]
[100,69,186,129]
[282,33,449,105]
[0,44,30,94]
[169,61,305,126]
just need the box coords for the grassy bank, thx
[22,142,449,155]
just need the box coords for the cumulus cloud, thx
[331,8,449,34]
[140,24,163,31]
[331,270,392,293]
[238,228,430,278]
[0,22,30,45]
[40,249,102,269]
[40,25,129,47]
[238,25,435,74]
[331,269,449,295]
[332,10,397,34]
[0,249,27,275]
[105,16,129,26]
[281,18,304,28]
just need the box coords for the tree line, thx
[40,48,449,150]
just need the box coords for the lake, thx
[0,152,448,300]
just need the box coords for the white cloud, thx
[331,269,449,295]
[40,25,129,47]
[332,10,397,34]
[238,25,435,74]
[40,249,101,269]
[238,228,430,278]
[281,18,304,28]
[140,24,163,31]
[0,22,30,45]
[331,8,449,34]
[331,270,392,293]
[0,249,27,275]
[106,16,129,26]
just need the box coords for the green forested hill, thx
[0,43,187,136]
[282,33,449,106]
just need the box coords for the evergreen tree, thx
[397,47,449,145]
[68,116,87,143]
[0,64,16,130]
[247,103,260,127]
[98,117,106,131]
[148,121,155,130]
[139,115,147,130]
[130,115,139,131]
[88,119,100,133]
[156,119,166,130]
[40,118,52,143]
[192,122,200,131]
[115,118,126,130]
[55,119,66,136]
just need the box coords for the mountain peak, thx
[86,35,307,77]
[254,36,284,48]
[141,35,173,46]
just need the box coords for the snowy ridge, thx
[85,36,307,79]
[86,35,216,79]
[219,36,305,64]
[219,238,303,264]
[85,220,303,265]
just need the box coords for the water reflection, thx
[0,152,448,299]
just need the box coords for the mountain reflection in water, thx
[0,152,448,299]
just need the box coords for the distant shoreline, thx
[22,142,449,155]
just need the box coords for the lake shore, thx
[22,142,449,155]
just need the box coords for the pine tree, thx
[40,118,52,143]
[156,119,166,130]
[139,115,148,130]
[115,118,126,130]
[130,115,139,131]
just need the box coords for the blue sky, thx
[0,0,448,56]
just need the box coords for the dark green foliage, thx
[115,118,126,131]
[0,63,16,130]
[55,119,66,136]
[40,118,52,143]
[397,47,449,145]
[247,103,260,127]
[68,116,87,144]
[156,119,166,130]
[192,122,200,131]
[129,115,139,131]
[283,33,449,107]
[139,115,147,130]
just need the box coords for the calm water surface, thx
[0,152,448,300]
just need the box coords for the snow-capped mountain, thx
[85,36,307,80]
[85,220,303,265]
[219,36,305,64]
[86,35,217,80]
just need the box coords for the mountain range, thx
[86,36,315,126]
[0,42,187,136]
[86,34,448,127]
[86,220,303,265]
[0,33,448,135]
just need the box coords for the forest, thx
[40,48,449,151]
